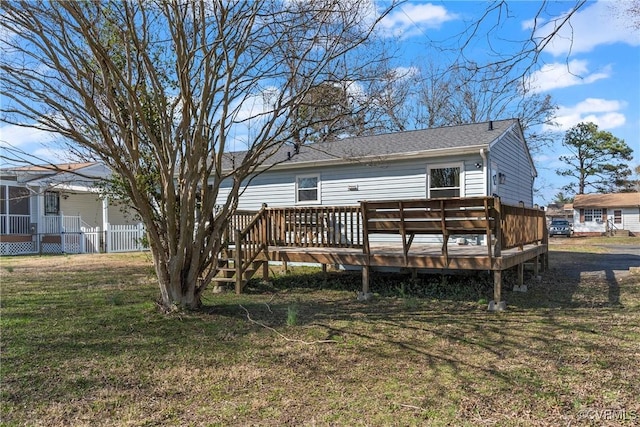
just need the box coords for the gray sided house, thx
[215,119,536,211]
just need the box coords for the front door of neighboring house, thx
[613,209,623,229]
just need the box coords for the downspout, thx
[480,148,488,196]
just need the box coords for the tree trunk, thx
[151,246,202,312]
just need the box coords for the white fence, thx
[0,223,147,256]
[80,227,103,254]
[81,223,147,253]
[107,224,146,253]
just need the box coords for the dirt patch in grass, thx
[1,247,639,426]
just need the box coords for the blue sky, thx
[377,0,639,204]
[1,0,638,205]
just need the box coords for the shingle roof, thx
[7,162,96,173]
[573,193,640,208]
[223,119,520,169]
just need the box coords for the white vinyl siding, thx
[487,126,535,206]
[216,155,488,211]
[622,207,640,232]
[60,193,139,227]
[573,206,640,234]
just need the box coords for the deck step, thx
[212,277,240,283]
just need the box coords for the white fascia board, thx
[251,144,490,173]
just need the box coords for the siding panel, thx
[488,127,535,206]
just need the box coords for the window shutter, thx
[580,209,584,223]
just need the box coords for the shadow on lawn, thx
[233,250,638,312]
[4,253,638,426]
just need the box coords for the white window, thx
[296,175,320,204]
[428,164,462,198]
[584,208,602,222]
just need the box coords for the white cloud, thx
[0,124,56,148]
[526,59,611,93]
[535,1,640,57]
[379,3,458,39]
[543,98,627,132]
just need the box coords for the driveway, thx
[548,238,640,280]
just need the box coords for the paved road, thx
[549,241,640,280]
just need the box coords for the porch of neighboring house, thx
[215,196,548,310]
[0,212,146,256]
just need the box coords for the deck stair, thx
[211,251,267,292]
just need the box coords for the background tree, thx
[556,122,634,195]
[295,82,367,143]
[551,192,573,205]
[0,0,394,311]
[362,62,557,154]
[616,164,640,193]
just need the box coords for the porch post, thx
[101,198,109,233]
[3,185,8,234]
[102,198,110,253]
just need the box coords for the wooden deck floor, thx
[262,242,547,272]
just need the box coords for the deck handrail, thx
[361,197,498,263]
[263,205,363,248]
[228,197,547,291]
[500,201,547,250]
[229,197,547,257]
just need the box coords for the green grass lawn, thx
[1,242,639,426]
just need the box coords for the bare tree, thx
[364,62,557,154]
[0,0,394,311]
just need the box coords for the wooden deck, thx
[220,196,549,310]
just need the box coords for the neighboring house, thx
[0,162,143,255]
[217,119,537,209]
[572,193,640,236]
[545,202,574,226]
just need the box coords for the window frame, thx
[295,174,321,205]
[427,162,463,199]
[44,190,60,216]
[584,208,602,223]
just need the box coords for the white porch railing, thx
[0,214,31,234]
[41,214,82,234]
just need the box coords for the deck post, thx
[493,197,502,258]
[358,264,373,301]
[262,261,269,282]
[234,229,243,294]
[513,263,527,292]
[488,269,506,311]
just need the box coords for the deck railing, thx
[229,197,546,260]
[500,202,547,250]
[263,206,363,248]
